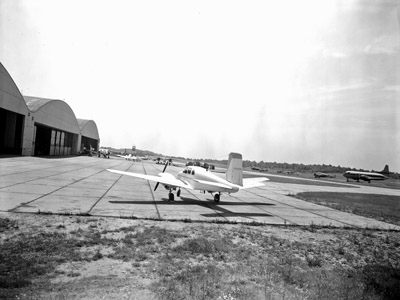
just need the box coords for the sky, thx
[1,0,399,171]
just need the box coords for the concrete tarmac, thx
[0,156,399,230]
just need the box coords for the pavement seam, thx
[0,159,124,190]
[244,189,360,228]
[9,160,127,213]
[227,193,296,225]
[87,162,138,215]
[142,163,162,219]
[184,190,229,221]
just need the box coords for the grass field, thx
[292,192,400,226]
[1,212,400,300]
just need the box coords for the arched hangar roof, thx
[77,119,100,140]
[24,96,80,134]
[0,62,29,115]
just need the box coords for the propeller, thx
[154,161,169,191]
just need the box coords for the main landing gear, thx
[213,192,220,203]
[168,192,174,201]
[168,188,181,201]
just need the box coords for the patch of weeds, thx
[361,264,400,300]
[37,210,53,215]
[305,252,323,268]
[134,227,177,246]
[336,240,347,255]
[120,225,138,232]
[76,230,114,248]
[152,264,225,300]
[174,236,233,259]
[119,214,138,220]
[121,232,135,245]
[92,249,103,261]
[278,254,301,285]
[135,250,148,262]
[76,212,91,217]
[0,218,18,232]
[235,245,256,261]
[0,232,79,290]
[67,271,81,278]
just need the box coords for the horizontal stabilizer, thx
[241,177,269,189]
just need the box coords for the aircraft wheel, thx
[177,189,181,197]
[214,193,220,203]
[168,192,175,201]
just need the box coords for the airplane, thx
[118,154,142,161]
[314,172,336,179]
[251,166,268,172]
[343,165,389,183]
[107,152,269,202]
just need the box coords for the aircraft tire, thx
[214,194,220,203]
[177,189,181,197]
[169,193,174,201]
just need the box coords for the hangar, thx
[0,62,99,156]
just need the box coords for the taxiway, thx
[0,156,399,230]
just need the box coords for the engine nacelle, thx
[163,185,176,191]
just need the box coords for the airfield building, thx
[0,62,99,156]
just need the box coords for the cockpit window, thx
[191,170,195,175]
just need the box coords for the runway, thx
[1,156,399,230]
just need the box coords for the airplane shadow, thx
[109,197,275,207]
[109,196,275,219]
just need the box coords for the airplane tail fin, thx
[380,165,390,175]
[226,152,243,186]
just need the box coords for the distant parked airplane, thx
[107,152,269,202]
[343,165,389,183]
[314,172,336,179]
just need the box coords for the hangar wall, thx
[78,119,100,153]
[0,62,100,156]
[0,63,30,155]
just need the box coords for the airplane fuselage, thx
[176,166,240,193]
[314,172,335,178]
[343,171,388,183]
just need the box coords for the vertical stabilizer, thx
[226,152,243,186]
[380,165,390,175]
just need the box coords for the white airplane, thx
[118,154,141,161]
[107,152,269,202]
[343,165,389,183]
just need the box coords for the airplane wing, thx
[194,179,233,189]
[360,175,374,181]
[106,169,193,190]
[241,177,269,189]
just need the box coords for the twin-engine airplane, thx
[343,165,389,183]
[107,152,268,202]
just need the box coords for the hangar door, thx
[33,124,75,156]
[33,124,52,156]
[0,108,24,155]
[81,136,98,153]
